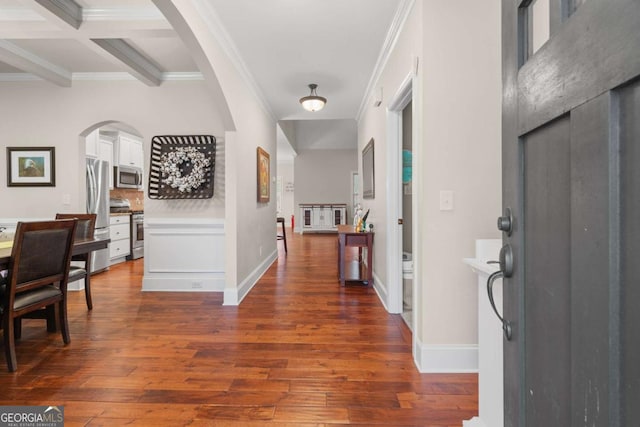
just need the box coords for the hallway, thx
[0,231,477,426]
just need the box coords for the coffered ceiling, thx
[0,0,408,133]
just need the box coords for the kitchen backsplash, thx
[110,188,144,211]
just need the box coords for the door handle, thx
[487,244,513,340]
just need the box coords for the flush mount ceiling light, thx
[299,83,327,112]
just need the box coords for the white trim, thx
[83,7,166,22]
[0,73,42,82]
[414,338,479,373]
[162,72,204,81]
[463,418,487,427]
[72,72,135,81]
[192,0,276,121]
[386,73,415,315]
[356,0,416,122]
[0,9,44,21]
[0,72,204,82]
[224,249,277,306]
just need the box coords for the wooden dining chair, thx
[0,219,77,372]
[55,213,96,310]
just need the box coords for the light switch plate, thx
[439,190,454,211]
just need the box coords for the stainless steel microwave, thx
[114,165,143,189]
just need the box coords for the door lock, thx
[487,244,513,340]
[497,207,513,236]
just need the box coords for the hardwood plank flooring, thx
[0,231,477,426]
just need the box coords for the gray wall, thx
[293,149,357,231]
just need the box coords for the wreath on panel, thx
[159,146,210,193]
[148,135,216,199]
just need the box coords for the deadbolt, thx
[497,207,513,236]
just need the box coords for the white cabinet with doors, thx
[299,204,347,233]
[116,132,144,169]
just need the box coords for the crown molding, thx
[0,9,44,21]
[83,6,166,22]
[356,0,416,122]
[0,71,204,83]
[0,73,42,82]
[192,0,276,121]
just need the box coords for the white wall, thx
[293,149,357,229]
[157,1,278,304]
[277,160,295,222]
[357,0,502,371]
[0,80,225,218]
[420,0,501,344]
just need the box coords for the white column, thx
[463,239,503,427]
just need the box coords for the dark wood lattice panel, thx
[148,135,216,199]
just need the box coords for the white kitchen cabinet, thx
[299,204,347,233]
[109,215,130,264]
[85,129,99,158]
[117,133,144,169]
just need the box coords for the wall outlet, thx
[259,246,263,256]
[191,281,203,289]
[62,194,71,205]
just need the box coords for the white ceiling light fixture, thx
[299,83,327,112]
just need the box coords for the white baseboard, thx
[414,337,478,373]
[224,249,277,305]
[143,276,225,292]
[463,417,486,427]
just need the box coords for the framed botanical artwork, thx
[7,147,56,187]
[257,146,270,203]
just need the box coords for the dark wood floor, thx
[0,230,477,426]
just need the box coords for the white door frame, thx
[386,70,420,327]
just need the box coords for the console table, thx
[337,225,374,286]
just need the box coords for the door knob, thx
[487,244,513,340]
[497,207,513,236]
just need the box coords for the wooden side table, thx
[337,225,374,286]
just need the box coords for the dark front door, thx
[501,1,640,426]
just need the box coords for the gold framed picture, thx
[257,146,270,203]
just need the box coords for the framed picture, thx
[257,146,270,203]
[7,147,56,187]
[362,138,375,199]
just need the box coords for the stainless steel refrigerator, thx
[86,158,110,273]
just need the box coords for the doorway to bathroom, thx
[386,70,419,339]
[401,101,413,329]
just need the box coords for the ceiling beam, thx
[0,40,71,86]
[30,0,83,29]
[91,39,162,86]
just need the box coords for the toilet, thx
[402,252,413,279]
[402,252,413,314]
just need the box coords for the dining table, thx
[0,236,110,270]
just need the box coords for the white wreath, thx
[159,146,211,193]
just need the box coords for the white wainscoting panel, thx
[142,218,225,292]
